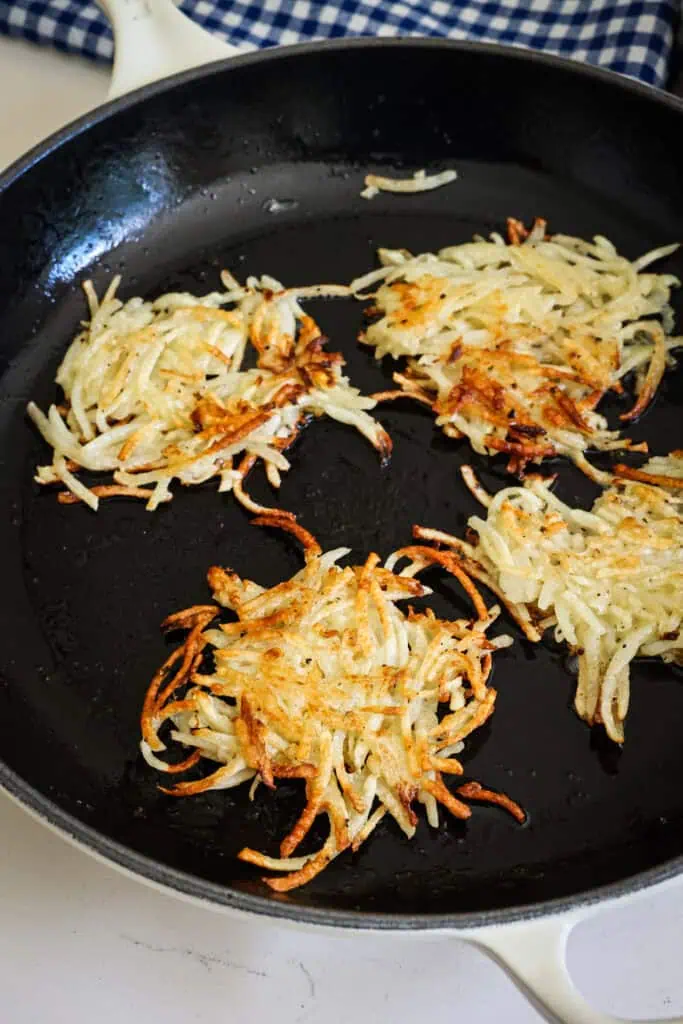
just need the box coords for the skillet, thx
[1,12,683,1021]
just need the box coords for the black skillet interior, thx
[1,40,683,925]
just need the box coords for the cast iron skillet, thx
[1,38,683,955]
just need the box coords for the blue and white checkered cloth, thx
[0,0,678,86]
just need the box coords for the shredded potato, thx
[614,448,683,490]
[28,273,389,512]
[140,516,522,891]
[417,455,683,743]
[361,168,458,200]
[357,219,681,482]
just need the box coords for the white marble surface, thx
[1,35,682,1024]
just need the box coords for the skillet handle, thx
[467,912,682,1024]
[95,0,239,100]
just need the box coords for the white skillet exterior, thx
[6,7,682,1020]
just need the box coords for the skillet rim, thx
[2,35,683,195]
[2,760,681,929]
[1,36,682,928]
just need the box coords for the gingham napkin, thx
[0,0,678,86]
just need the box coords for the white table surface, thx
[1,35,682,1024]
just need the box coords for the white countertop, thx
[1,36,682,1024]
